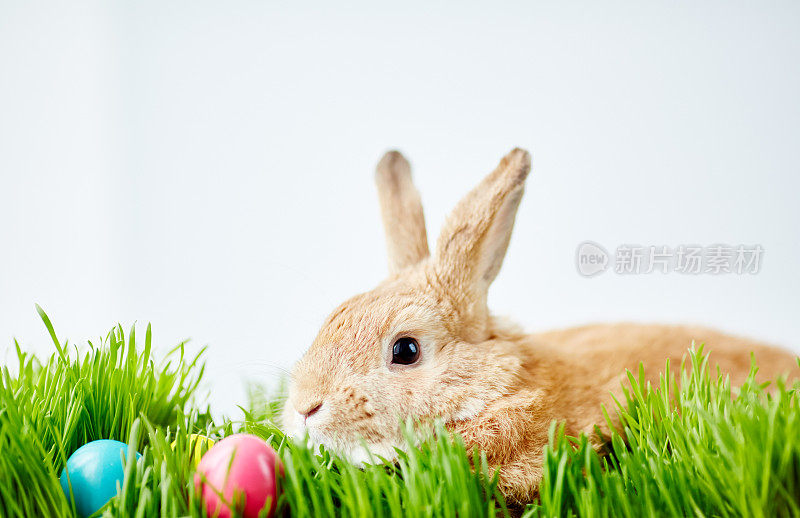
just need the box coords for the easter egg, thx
[194,434,282,518]
[171,433,216,467]
[59,439,142,518]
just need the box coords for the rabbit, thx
[282,148,799,504]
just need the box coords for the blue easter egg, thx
[59,439,142,517]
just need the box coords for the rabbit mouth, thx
[318,435,401,467]
[293,424,400,466]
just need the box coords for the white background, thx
[1,1,799,416]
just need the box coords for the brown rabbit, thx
[283,148,799,504]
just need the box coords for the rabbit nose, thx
[297,401,323,420]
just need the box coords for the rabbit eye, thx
[391,337,420,365]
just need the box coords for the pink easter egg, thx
[194,434,282,518]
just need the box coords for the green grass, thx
[0,309,798,517]
[528,352,800,518]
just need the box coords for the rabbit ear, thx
[375,150,430,273]
[435,148,531,312]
